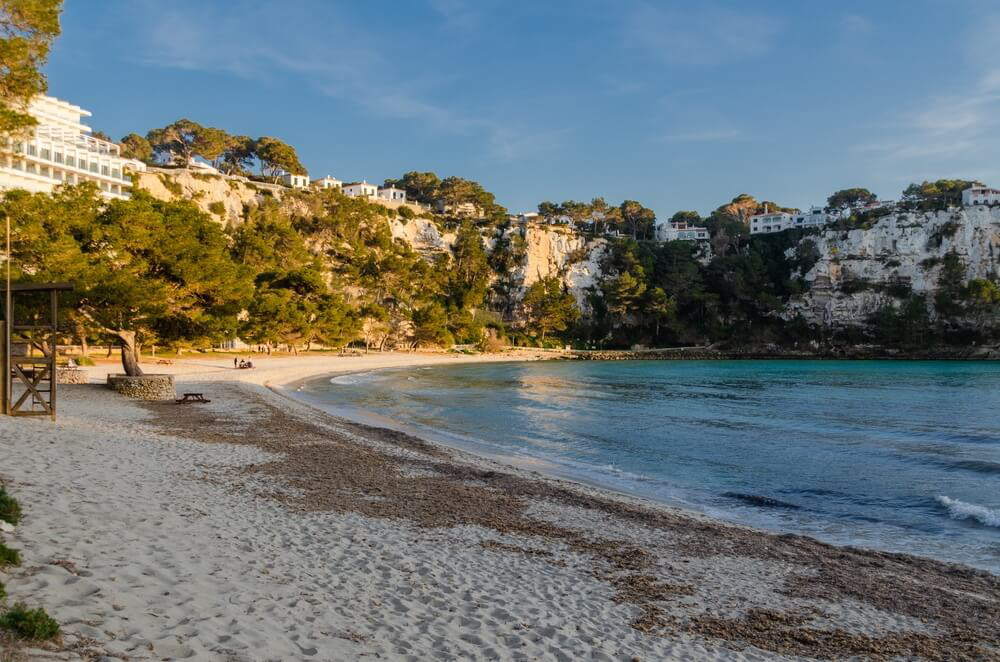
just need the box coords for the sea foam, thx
[936,496,1000,528]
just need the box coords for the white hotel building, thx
[0,95,145,200]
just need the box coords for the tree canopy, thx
[0,0,62,136]
[827,188,876,210]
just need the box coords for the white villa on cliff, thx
[962,186,1000,206]
[377,186,406,202]
[313,175,342,190]
[279,172,310,188]
[343,181,377,198]
[750,206,829,235]
[0,95,145,199]
[657,220,709,242]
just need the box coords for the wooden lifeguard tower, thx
[1,281,73,420]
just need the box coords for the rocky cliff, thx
[135,170,603,310]
[516,225,607,310]
[135,169,265,226]
[786,207,1000,326]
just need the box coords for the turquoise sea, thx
[297,360,1000,573]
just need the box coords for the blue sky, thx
[44,0,1000,216]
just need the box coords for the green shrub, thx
[208,201,226,216]
[0,579,5,600]
[0,488,21,525]
[74,355,95,366]
[0,541,20,567]
[0,604,59,640]
[157,174,183,197]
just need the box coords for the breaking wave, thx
[329,371,375,385]
[936,496,1000,528]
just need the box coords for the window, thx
[41,148,51,160]
[66,156,76,167]
[13,143,24,154]
[27,144,37,156]
[54,153,63,163]
[40,166,49,177]
[53,170,63,181]
[100,182,108,191]
[26,163,36,173]
[101,165,109,176]
[90,162,98,173]
[78,159,86,170]
[11,160,22,170]
[112,168,120,179]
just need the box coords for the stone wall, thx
[106,374,176,400]
[56,368,88,384]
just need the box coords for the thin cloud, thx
[126,0,552,163]
[622,3,785,66]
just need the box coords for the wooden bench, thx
[176,392,211,404]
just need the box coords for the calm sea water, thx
[297,360,1000,572]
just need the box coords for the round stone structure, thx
[106,374,176,400]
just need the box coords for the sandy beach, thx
[1,352,999,661]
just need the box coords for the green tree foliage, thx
[521,276,580,342]
[670,210,702,225]
[146,119,204,165]
[219,135,256,175]
[411,302,452,347]
[442,220,490,312]
[255,135,306,181]
[0,186,252,374]
[384,171,441,205]
[0,0,62,136]
[827,188,876,210]
[488,224,528,318]
[119,132,153,162]
[934,251,966,319]
[903,179,983,210]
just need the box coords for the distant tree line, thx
[117,120,306,183]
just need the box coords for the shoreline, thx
[1,354,998,659]
[278,360,1000,575]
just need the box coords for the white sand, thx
[0,353,960,660]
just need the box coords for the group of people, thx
[234,357,254,370]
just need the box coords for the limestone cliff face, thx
[515,224,608,309]
[135,169,263,225]
[389,217,455,255]
[786,207,1000,325]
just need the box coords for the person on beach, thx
[234,357,238,369]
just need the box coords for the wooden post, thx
[50,288,57,421]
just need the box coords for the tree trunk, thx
[74,319,89,357]
[117,330,143,376]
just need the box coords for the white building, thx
[657,220,709,242]
[962,186,1000,206]
[750,206,829,235]
[517,212,540,223]
[313,175,342,190]
[0,94,145,200]
[749,211,793,234]
[377,186,406,202]
[280,172,310,188]
[343,181,377,198]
